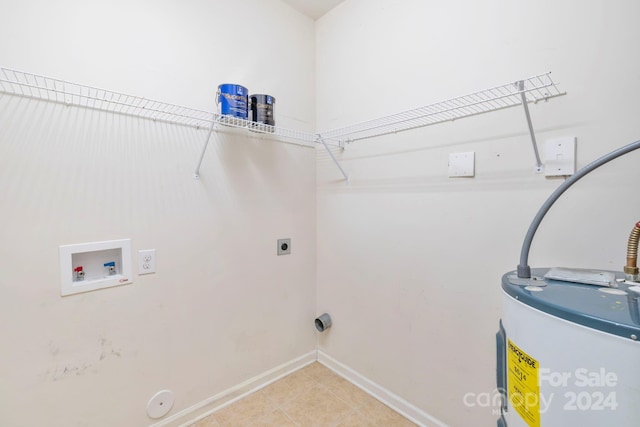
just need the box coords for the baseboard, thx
[150,350,317,427]
[317,350,449,427]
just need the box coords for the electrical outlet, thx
[138,249,156,275]
[277,239,291,256]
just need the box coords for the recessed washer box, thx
[59,239,133,296]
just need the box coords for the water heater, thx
[498,269,640,426]
[496,139,640,426]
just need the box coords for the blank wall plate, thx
[448,152,475,177]
[544,137,576,176]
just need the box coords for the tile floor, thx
[190,362,417,427]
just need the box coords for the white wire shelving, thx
[0,67,565,180]
[0,66,317,146]
[0,66,210,128]
[319,72,565,146]
[0,66,317,179]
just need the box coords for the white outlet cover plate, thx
[448,152,475,177]
[138,249,156,275]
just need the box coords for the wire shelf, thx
[0,66,317,147]
[319,72,566,145]
[208,115,317,147]
[0,66,567,179]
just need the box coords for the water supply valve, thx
[74,266,85,281]
[104,261,116,275]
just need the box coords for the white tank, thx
[498,269,640,427]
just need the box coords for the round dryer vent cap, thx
[147,389,175,419]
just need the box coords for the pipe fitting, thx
[315,313,332,333]
[624,221,640,282]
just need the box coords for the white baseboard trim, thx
[317,350,449,427]
[150,350,317,427]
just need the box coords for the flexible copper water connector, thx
[624,221,640,279]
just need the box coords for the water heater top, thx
[502,268,640,340]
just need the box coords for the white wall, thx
[0,1,317,426]
[316,0,640,426]
[3,1,640,426]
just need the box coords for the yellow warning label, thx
[507,339,540,427]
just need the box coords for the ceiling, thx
[280,0,346,20]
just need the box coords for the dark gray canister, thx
[250,94,275,126]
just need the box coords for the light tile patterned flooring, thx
[191,362,417,427]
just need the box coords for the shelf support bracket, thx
[317,136,349,182]
[194,116,216,179]
[518,80,544,173]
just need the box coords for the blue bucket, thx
[217,83,248,119]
